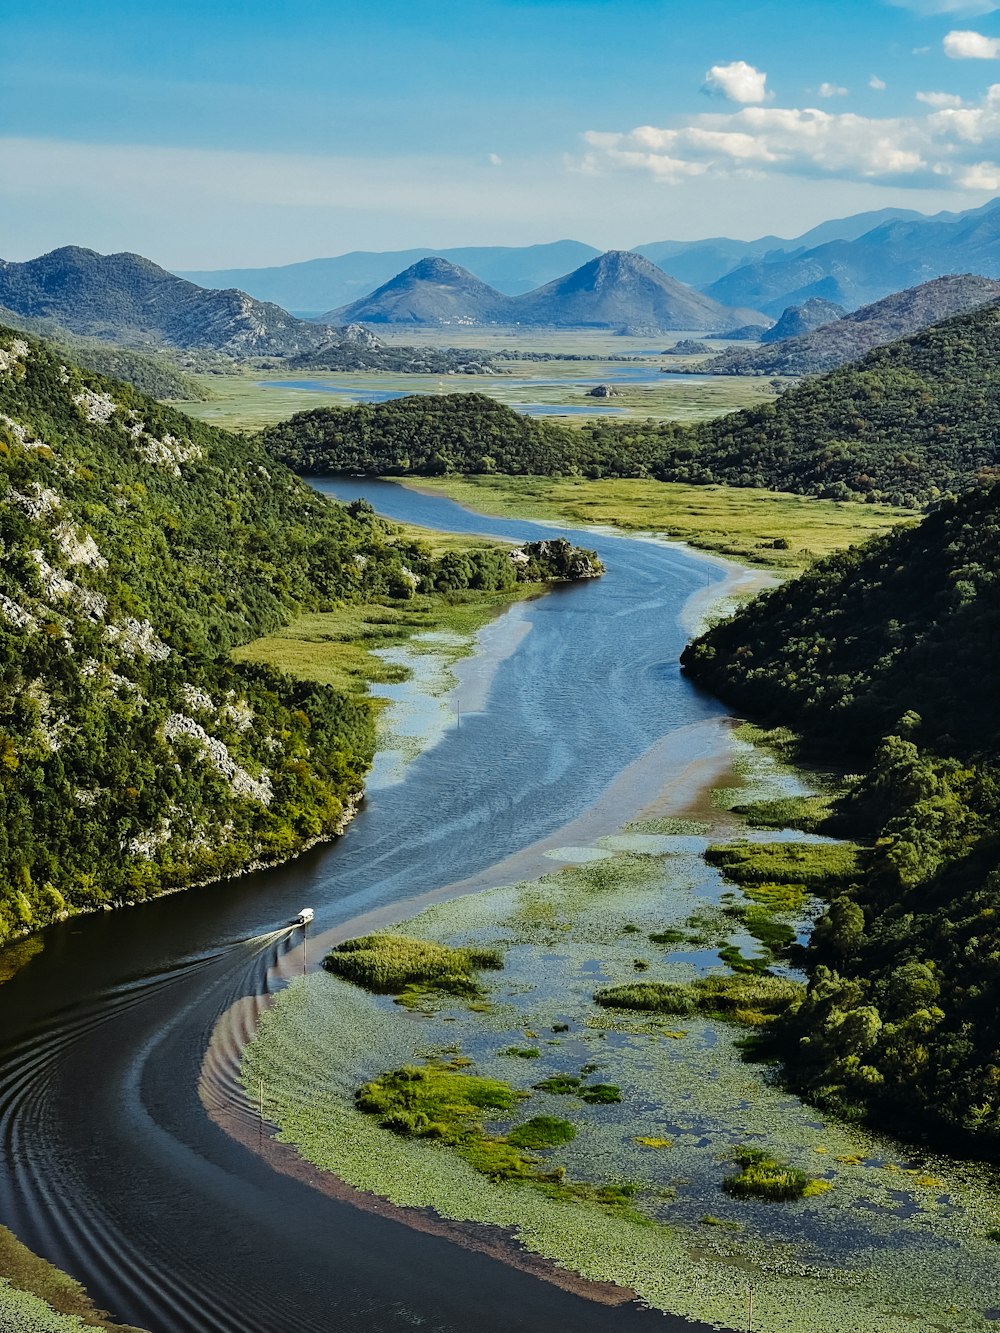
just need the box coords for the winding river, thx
[0,482,748,1333]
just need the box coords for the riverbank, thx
[395,475,913,572]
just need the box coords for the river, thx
[0,482,745,1333]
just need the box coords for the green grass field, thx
[175,364,776,432]
[232,583,544,696]
[401,476,913,571]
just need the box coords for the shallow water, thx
[258,379,628,415]
[0,482,739,1333]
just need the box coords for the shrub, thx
[324,933,503,995]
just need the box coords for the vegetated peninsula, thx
[682,478,1000,1150]
[0,326,600,947]
[263,299,1000,507]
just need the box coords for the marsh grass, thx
[508,1117,577,1149]
[733,794,835,834]
[404,476,912,572]
[594,974,803,1027]
[723,1147,832,1202]
[0,1224,144,1331]
[233,581,543,697]
[705,841,864,892]
[324,933,503,996]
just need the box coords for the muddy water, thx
[0,481,746,1333]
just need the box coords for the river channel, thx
[0,482,746,1333]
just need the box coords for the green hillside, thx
[0,329,596,945]
[265,303,1000,509]
[682,482,1000,1150]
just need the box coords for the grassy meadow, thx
[175,361,775,432]
[403,476,914,571]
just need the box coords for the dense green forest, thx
[264,303,1000,508]
[682,481,1000,1150]
[0,327,598,945]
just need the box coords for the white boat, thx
[294,907,314,926]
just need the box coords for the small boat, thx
[294,907,314,926]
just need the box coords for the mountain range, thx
[326,251,764,332]
[0,247,340,358]
[176,203,987,316]
[705,198,1000,315]
[697,274,1000,377]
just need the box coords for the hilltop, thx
[697,275,1000,378]
[325,257,511,325]
[758,298,845,345]
[508,251,760,332]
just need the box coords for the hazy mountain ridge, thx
[696,275,1000,377]
[0,248,342,358]
[706,199,1000,315]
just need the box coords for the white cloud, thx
[582,83,1000,191]
[870,75,888,90]
[702,60,768,104]
[488,152,503,166]
[944,28,1000,56]
[818,83,849,97]
[889,0,998,13]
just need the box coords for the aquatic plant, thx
[356,1062,524,1143]
[499,1046,540,1059]
[324,933,503,995]
[705,841,864,892]
[594,974,803,1026]
[723,1146,832,1202]
[508,1117,577,1149]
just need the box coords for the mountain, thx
[635,207,924,289]
[759,298,846,344]
[681,480,1000,1148]
[706,198,1000,314]
[508,251,762,332]
[0,247,342,357]
[696,275,1000,378]
[326,257,511,325]
[181,241,601,313]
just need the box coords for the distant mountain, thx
[706,198,1000,314]
[635,207,924,289]
[697,275,1000,377]
[508,251,761,332]
[181,241,601,313]
[0,247,344,357]
[759,298,846,344]
[326,257,511,325]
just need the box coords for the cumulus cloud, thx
[916,89,967,105]
[582,83,1000,190]
[870,75,888,90]
[702,60,768,104]
[944,28,1000,56]
[818,83,849,97]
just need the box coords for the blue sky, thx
[4,0,1000,266]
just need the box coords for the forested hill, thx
[683,483,1000,1148]
[0,329,599,946]
[261,394,586,476]
[263,302,1000,507]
